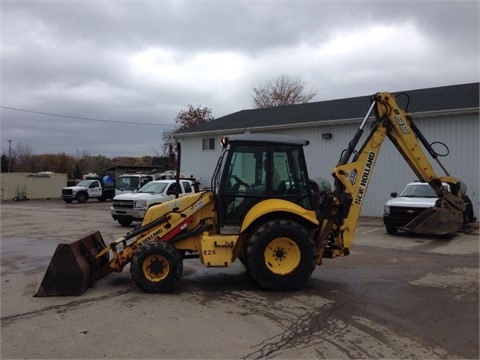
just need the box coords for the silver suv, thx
[383,181,475,235]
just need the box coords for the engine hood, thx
[64,186,86,190]
[386,196,438,208]
[114,192,165,200]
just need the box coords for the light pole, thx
[8,139,12,172]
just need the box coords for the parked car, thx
[110,179,196,226]
[383,181,476,235]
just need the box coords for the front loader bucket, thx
[401,206,464,236]
[34,231,109,297]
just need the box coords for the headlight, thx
[384,204,390,215]
[135,200,147,208]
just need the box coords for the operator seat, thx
[276,181,287,194]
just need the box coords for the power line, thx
[0,106,175,126]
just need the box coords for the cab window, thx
[182,181,193,193]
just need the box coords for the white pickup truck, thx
[62,176,115,203]
[110,179,196,226]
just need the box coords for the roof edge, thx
[173,107,479,139]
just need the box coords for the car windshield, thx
[116,176,140,190]
[76,180,91,187]
[399,184,438,198]
[138,182,168,194]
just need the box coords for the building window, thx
[202,137,216,151]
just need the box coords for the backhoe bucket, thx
[402,206,464,235]
[34,231,110,297]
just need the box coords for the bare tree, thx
[1,144,168,178]
[162,105,214,155]
[14,142,35,172]
[75,150,95,176]
[252,74,317,108]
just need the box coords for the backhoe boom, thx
[317,92,465,260]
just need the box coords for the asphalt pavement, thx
[1,199,478,359]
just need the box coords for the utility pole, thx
[8,139,12,172]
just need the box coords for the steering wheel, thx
[233,175,249,188]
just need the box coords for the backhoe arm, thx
[316,92,465,261]
[374,93,460,188]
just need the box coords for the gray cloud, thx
[1,0,478,157]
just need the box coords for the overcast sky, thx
[1,0,479,158]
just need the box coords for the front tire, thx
[76,192,88,203]
[245,219,315,290]
[386,225,398,235]
[130,241,183,293]
[118,216,133,226]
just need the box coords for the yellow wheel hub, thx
[143,254,169,282]
[264,237,300,275]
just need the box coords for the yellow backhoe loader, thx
[35,91,466,296]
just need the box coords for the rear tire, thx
[245,219,315,290]
[131,241,183,293]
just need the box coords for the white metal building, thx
[174,83,479,217]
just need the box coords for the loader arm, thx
[99,191,215,273]
[315,92,465,261]
[35,191,215,296]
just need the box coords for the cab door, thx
[88,181,102,197]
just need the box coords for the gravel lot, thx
[1,199,478,359]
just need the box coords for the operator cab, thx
[213,134,313,233]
